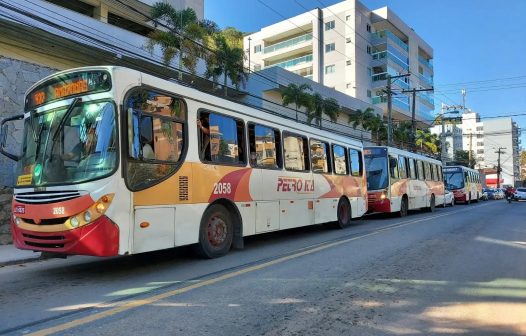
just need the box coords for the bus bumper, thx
[367,199,391,213]
[11,215,119,257]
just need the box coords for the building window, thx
[254,64,261,71]
[477,149,484,154]
[346,37,352,43]
[476,126,483,131]
[325,42,335,53]
[367,90,371,98]
[254,45,261,53]
[366,45,372,54]
[368,67,372,76]
[366,24,371,32]
[477,134,483,139]
[346,83,352,89]
[325,20,335,31]
[346,15,351,21]
[477,142,484,146]
[346,60,352,65]
[325,64,335,74]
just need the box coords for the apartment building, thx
[244,0,435,125]
[461,110,521,187]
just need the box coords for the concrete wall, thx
[0,57,56,244]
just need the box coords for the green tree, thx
[281,83,312,121]
[416,129,441,154]
[454,149,476,168]
[366,114,387,145]
[147,4,211,74]
[392,121,412,148]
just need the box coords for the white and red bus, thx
[0,66,368,258]
[443,165,482,204]
[364,146,445,217]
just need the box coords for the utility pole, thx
[401,87,434,151]
[247,37,252,72]
[496,147,506,188]
[385,73,410,147]
[468,132,473,167]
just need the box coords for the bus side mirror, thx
[0,114,24,161]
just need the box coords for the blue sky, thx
[205,0,526,145]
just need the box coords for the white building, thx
[429,123,463,161]
[244,0,435,126]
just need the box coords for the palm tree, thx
[206,27,248,96]
[393,121,412,148]
[366,115,387,145]
[307,95,340,128]
[348,107,374,132]
[147,4,211,74]
[281,83,312,121]
[416,129,440,154]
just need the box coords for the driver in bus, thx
[62,127,96,162]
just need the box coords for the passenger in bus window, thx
[141,135,155,160]
[197,116,211,160]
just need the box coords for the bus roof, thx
[364,146,442,165]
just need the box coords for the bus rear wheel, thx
[397,197,408,217]
[426,195,435,212]
[195,204,233,259]
[335,197,352,229]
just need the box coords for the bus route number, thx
[213,182,232,195]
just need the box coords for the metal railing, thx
[418,55,433,69]
[267,54,313,69]
[371,50,409,70]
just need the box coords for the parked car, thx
[514,188,526,201]
[483,188,495,200]
[443,189,455,207]
[494,189,505,200]
[480,190,488,201]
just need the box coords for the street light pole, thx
[247,37,252,72]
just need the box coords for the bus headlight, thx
[70,216,80,228]
[14,216,21,226]
[83,211,92,222]
[380,193,386,200]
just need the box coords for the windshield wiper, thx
[52,97,81,142]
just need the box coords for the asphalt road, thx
[1,200,525,335]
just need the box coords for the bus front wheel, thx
[335,197,352,229]
[398,197,408,217]
[195,204,233,259]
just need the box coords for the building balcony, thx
[419,74,434,87]
[418,55,433,70]
[372,95,410,111]
[419,93,434,106]
[264,33,313,54]
[371,72,409,89]
[266,54,313,70]
[372,50,409,71]
[371,30,408,52]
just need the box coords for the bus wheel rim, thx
[207,215,227,246]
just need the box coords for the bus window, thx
[430,164,435,181]
[332,144,348,175]
[310,139,331,174]
[349,148,363,177]
[200,112,246,165]
[398,156,407,179]
[125,89,186,191]
[424,162,431,180]
[408,158,416,180]
[417,160,424,181]
[284,134,309,171]
[389,155,399,179]
[248,123,281,169]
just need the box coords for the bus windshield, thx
[444,170,465,190]
[16,100,117,187]
[365,148,388,190]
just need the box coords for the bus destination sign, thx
[443,167,461,173]
[26,70,111,110]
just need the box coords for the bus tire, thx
[426,195,435,212]
[335,197,352,229]
[397,196,408,217]
[194,204,233,259]
[473,193,479,203]
[466,195,471,205]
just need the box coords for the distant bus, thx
[364,146,445,217]
[0,66,368,259]
[443,165,482,204]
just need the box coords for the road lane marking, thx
[27,203,493,336]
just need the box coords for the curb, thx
[0,255,43,267]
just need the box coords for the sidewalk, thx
[0,244,41,266]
